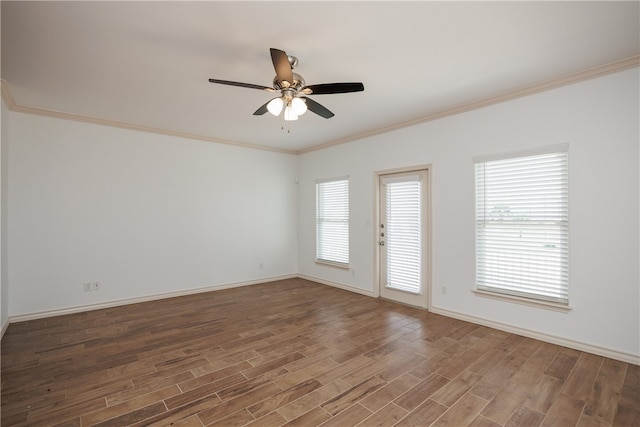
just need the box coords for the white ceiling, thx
[2,1,639,153]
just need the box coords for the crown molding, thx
[0,79,295,155]
[1,79,18,109]
[297,55,640,154]
[3,55,639,155]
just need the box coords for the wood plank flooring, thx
[1,278,638,426]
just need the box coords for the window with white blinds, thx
[383,175,422,294]
[474,145,569,304]
[316,177,349,267]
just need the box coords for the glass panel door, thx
[379,169,429,308]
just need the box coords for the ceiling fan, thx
[208,48,364,121]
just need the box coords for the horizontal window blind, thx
[475,147,569,304]
[316,178,349,266]
[384,175,422,294]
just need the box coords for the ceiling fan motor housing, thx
[273,72,305,91]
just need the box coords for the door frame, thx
[373,164,432,310]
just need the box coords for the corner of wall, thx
[1,95,10,331]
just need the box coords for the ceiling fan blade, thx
[270,48,293,87]
[302,82,364,95]
[302,97,334,119]
[208,78,274,91]
[253,97,279,116]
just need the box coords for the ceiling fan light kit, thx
[266,89,309,121]
[209,48,364,121]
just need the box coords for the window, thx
[316,177,349,267]
[474,145,569,305]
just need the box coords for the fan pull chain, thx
[281,119,291,134]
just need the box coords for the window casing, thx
[316,177,349,267]
[474,145,569,305]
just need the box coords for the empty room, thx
[1,2,639,426]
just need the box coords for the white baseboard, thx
[8,274,297,324]
[5,274,365,326]
[430,306,640,366]
[296,274,376,298]
[1,317,8,339]
[3,275,637,366]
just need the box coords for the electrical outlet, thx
[441,285,447,295]
[93,281,101,291]
[83,282,92,292]
[351,269,356,277]
[259,263,264,270]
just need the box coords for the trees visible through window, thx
[475,145,569,304]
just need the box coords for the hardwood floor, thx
[1,278,638,426]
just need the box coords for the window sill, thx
[315,259,350,270]
[472,289,572,313]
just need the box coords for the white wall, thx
[7,113,298,316]
[1,97,9,330]
[298,68,640,360]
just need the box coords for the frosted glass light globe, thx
[267,97,284,116]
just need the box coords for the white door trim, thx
[373,164,432,310]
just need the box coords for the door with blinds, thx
[379,169,429,309]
